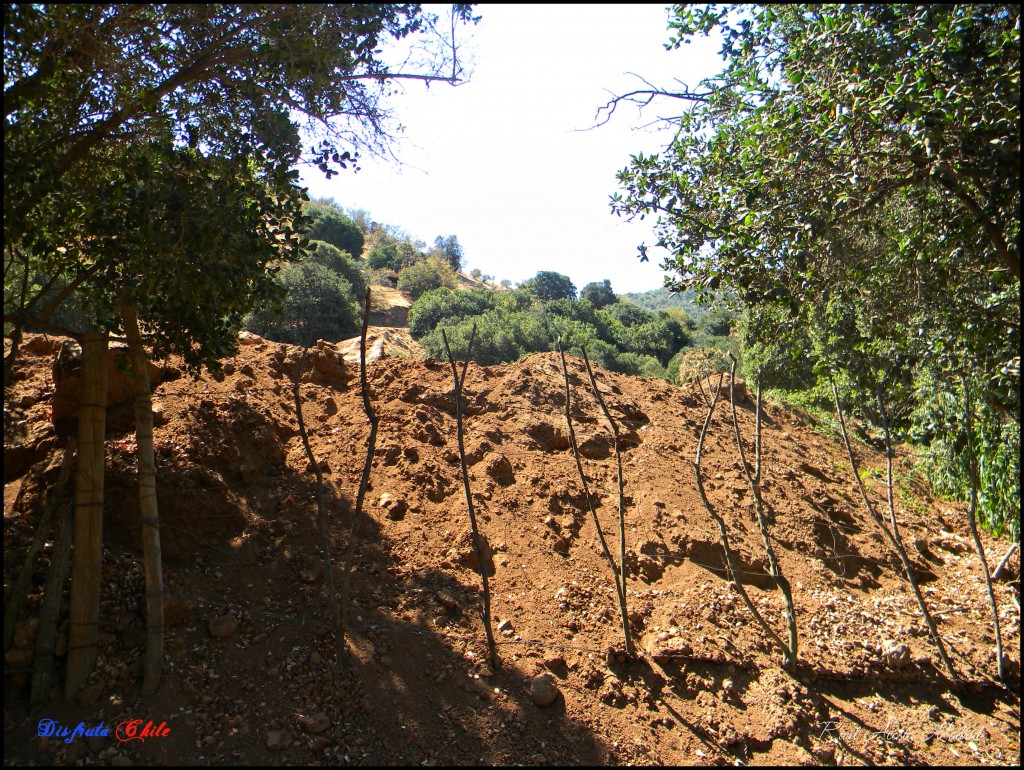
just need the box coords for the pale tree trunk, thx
[65,331,109,699]
[121,303,164,694]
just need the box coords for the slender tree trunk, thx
[442,326,499,667]
[65,331,108,699]
[557,343,629,650]
[121,304,164,694]
[832,378,957,684]
[960,379,1006,682]
[4,442,75,653]
[30,494,73,705]
[580,347,634,656]
[340,290,379,670]
[727,359,798,667]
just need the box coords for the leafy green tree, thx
[408,287,497,338]
[421,309,548,366]
[397,256,459,299]
[432,235,465,271]
[4,3,480,698]
[247,261,360,345]
[365,243,405,272]
[580,279,617,309]
[604,301,655,328]
[305,201,365,258]
[521,271,577,301]
[303,241,367,308]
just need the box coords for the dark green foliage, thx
[305,202,365,258]
[580,279,617,309]
[306,241,367,301]
[622,287,703,318]
[408,287,498,338]
[521,271,578,301]
[365,243,405,272]
[246,261,360,346]
[432,235,464,271]
[604,301,655,328]
[421,310,548,366]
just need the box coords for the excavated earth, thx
[3,330,1020,766]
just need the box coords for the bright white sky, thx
[299,4,723,294]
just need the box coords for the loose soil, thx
[3,330,1020,766]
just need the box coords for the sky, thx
[299,4,724,295]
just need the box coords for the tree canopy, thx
[5,3,478,360]
[521,271,578,301]
[610,3,1020,536]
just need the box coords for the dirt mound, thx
[3,332,1020,766]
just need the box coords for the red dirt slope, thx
[3,332,1020,766]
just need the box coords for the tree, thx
[305,201,366,259]
[432,235,465,271]
[305,241,367,301]
[521,271,578,301]
[5,3,480,697]
[609,3,1019,535]
[580,279,617,309]
[248,261,361,345]
[397,256,459,299]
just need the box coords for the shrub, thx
[408,287,497,338]
[397,257,459,300]
[245,261,360,345]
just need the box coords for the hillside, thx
[3,332,1020,766]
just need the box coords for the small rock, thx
[529,673,560,707]
[12,618,40,648]
[379,493,408,520]
[238,331,263,345]
[309,651,323,667]
[882,640,910,668]
[722,678,735,693]
[209,614,238,639]
[497,619,513,633]
[266,729,290,751]
[77,682,104,707]
[86,736,105,753]
[310,735,332,752]
[300,712,331,734]
[543,654,566,670]
[359,697,375,714]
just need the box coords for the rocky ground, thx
[3,329,1020,766]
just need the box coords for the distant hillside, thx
[621,287,704,318]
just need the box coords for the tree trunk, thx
[121,303,164,694]
[30,494,73,705]
[65,331,109,699]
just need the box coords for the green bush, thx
[244,261,360,345]
[397,257,458,300]
[305,240,366,302]
[366,243,404,272]
[421,309,548,366]
[304,201,365,258]
[408,287,497,338]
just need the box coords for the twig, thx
[292,341,343,670]
[30,490,73,705]
[340,288,379,670]
[557,341,629,651]
[4,443,75,653]
[992,543,1018,582]
[960,377,1005,682]
[441,324,498,667]
[580,346,635,656]
[832,378,958,684]
[727,356,798,667]
[693,373,791,664]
